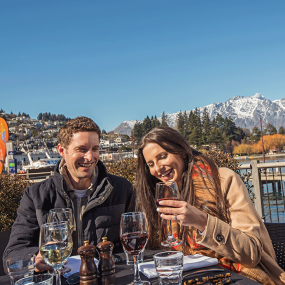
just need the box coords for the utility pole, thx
[260,118,265,163]
[259,118,265,163]
[254,118,268,163]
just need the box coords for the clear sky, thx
[1,0,285,132]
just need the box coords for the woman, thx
[135,126,285,285]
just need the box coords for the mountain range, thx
[113,93,285,136]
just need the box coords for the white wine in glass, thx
[40,221,73,285]
[48,208,74,275]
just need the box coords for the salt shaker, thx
[78,240,98,285]
[97,237,116,285]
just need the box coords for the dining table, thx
[0,249,262,284]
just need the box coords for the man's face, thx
[58,131,100,188]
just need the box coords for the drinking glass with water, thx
[154,251,184,285]
[14,273,53,285]
[6,254,35,285]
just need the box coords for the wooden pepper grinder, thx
[97,237,116,285]
[78,240,98,285]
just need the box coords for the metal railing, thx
[240,161,285,223]
[18,169,54,181]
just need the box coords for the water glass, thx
[154,251,184,285]
[124,248,144,265]
[15,273,53,285]
[6,254,35,285]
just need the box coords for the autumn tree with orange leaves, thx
[259,134,285,152]
[233,134,285,155]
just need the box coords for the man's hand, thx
[35,252,53,272]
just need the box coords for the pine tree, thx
[161,112,168,126]
[142,116,152,136]
[193,108,203,144]
[264,123,277,135]
[154,115,160,127]
[208,127,226,149]
[176,111,184,136]
[279,126,285,135]
[250,127,261,143]
[215,113,224,129]
[150,116,155,129]
[201,108,211,144]
[223,116,238,141]
[188,127,203,149]
[132,121,142,141]
[187,111,194,135]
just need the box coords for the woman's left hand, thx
[157,200,207,233]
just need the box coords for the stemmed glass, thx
[39,221,73,285]
[48,208,74,233]
[48,208,74,275]
[155,181,182,247]
[120,212,150,285]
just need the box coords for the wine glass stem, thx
[55,269,61,285]
[168,220,174,238]
[133,254,142,283]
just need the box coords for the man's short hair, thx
[57,116,101,148]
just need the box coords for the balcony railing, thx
[240,161,285,223]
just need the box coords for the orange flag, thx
[0,117,9,174]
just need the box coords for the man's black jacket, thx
[3,160,135,273]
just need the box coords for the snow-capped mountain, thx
[113,93,285,136]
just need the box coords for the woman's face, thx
[142,142,185,189]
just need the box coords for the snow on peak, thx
[113,94,285,134]
[251,93,264,99]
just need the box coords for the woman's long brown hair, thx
[135,126,230,250]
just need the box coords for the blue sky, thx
[1,0,285,132]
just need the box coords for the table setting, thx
[0,206,262,285]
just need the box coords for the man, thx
[3,117,135,272]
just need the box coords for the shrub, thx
[206,150,241,175]
[105,157,137,184]
[0,174,33,231]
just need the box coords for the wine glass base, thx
[161,237,182,247]
[129,280,150,285]
[61,266,71,275]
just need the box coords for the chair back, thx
[0,230,11,276]
[264,222,285,271]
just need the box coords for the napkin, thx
[63,255,99,278]
[138,254,218,279]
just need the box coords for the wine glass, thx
[48,208,74,233]
[120,212,150,285]
[48,208,74,275]
[155,181,182,247]
[39,221,73,285]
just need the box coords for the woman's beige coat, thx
[196,168,285,285]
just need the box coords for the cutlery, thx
[184,272,232,284]
[183,268,224,279]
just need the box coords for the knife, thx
[183,268,224,279]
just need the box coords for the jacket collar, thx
[53,159,110,191]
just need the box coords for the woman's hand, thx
[35,252,54,272]
[157,200,208,233]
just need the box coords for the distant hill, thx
[113,93,285,136]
